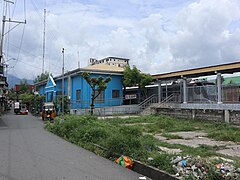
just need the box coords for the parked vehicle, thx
[14,102,20,114]
[20,104,28,115]
[42,102,56,121]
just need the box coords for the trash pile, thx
[170,156,240,179]
[215,163,240,179]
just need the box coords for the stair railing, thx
[138,94,158,111]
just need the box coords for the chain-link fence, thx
[186,84,240,103]
[187,85,217,103]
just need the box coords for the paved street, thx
[0,110,144,180]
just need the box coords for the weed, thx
[161,133,183,139]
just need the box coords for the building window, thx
[112,90,120,98]
[76,89,81,102]
[96,91,105,103]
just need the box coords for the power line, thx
[7,42,62,70]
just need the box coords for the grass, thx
[161,133,183,139]
[107,115,240,143]
[45,114,240,176]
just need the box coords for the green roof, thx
[223,76,240,85]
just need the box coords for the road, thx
[0,110,145,180]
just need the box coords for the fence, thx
[187,85,217,103]
[222,84,240,103]
[186,84,240,103]
[70,97,124,109]
[70,105,140,116]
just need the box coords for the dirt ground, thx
[154,131,240,157]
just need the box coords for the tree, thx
[81,72,111,115]
[34,71,51,83]
[123,65,153,102]
[54,96,70,115]
[7,88,17,100]
[20,79,29,93]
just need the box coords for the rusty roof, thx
[152,61,240,80]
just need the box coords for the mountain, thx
[7,74,34,88]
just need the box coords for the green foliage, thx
[45,114,240,178]
[161,133,183,139]
[45,115,149,161]
[81,72,111,115]
[54,96,70,114]
[34,71,51,83]
[19,93,35,104]
[123,65,153,100]
[19,79,29,93]
[123,66,140,87]
[123,65,152,88]
[149,154,176,174]
[207,125,240,142]
[18,93,45,114]
[7,88,17,100]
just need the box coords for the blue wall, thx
[70,74,123,109]
[37,73,123,109]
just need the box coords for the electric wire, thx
[11,0,17,18]
[7,42,62,70]
[9,58,61,75]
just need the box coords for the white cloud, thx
[4,0,240,79]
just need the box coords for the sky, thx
[1,0,240,79]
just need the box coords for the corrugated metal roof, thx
[152,61,240,80]
[223,76,240,85]
[83,64,124,72]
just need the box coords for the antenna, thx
[77,51,80,68]
[42,8,46,74]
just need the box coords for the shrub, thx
[149,154,176,174]
[105,134,147,160]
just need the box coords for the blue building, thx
[34,64,124,112]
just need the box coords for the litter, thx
[171,156,240,179]
[115,156,133,170]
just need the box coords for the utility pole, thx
[77,51,80,68]
[42,9,46,74]
[62,48,64,118]
[0,0,26,68]
[0,15,6,64]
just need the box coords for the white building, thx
[89,57,129,68]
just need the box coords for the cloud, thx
[167,0,240,71]
[4,0,240,79]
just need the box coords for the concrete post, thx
[183,77,187,104]
[192,109,196,119]
[158,80,161,103]
[68,73,71,99]
[165,83,168,99]
[217,73,222,104]
[224,110,230,123]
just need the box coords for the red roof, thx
[15,84,34,92]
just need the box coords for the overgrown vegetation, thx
[45,114,240,176]
[123,65,153,102]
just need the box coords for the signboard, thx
[125,94,137,100]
